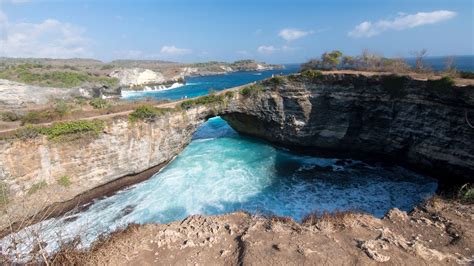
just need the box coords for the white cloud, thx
[257,45,278,55]
[236,50,250,56]
[349,10,457,38]
[278,28,313,41]
[0,10,92,58]
[160,45,192,56]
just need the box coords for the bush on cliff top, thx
[262,76,284,88]
[239,84,265,97]
[45,120,105,140]
[89,98,111,109]
[427,76,455,92]
[15,120,105,140]
[129,105,173,122]
[180,93,225,109]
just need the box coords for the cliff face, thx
[222,74,474,183]
[0,106,212,227]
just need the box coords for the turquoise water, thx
[122,64,299,101]
[1,117,438,257]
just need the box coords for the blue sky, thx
[0,0,472,63]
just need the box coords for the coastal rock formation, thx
[0,106,213,229]
[0,79,122,110]
[0,79,82,109]
[109,68,167,86]
[53,199,473,265]
[222,73,474,183]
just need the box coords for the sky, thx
[0,0,472,63]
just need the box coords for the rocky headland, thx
[0,71,472,264]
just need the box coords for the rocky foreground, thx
[50,198,473,265]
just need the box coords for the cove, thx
[1,117,437,258]
[122,65,300,101]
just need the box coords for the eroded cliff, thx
[0,105,214,229]
[222,73,474,183]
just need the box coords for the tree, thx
[413,49,429,73]
[342,56,356,69]
[321,50,343,69]
[301,58,322,71]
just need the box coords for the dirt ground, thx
[46,198,473,265]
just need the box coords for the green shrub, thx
[14,125,41,139]
[21,104,70,124]
[54,100,71,116]
[44,120,105,140]
[458,184,474,203]
[129,105,158,121]
[1,111,21,122]
[74,97,89,106]
[14,120,105,140]
[427,76,455,94]
[89,98,111,109]
[21,111,47,124]
[263,76,284,87]
[180,94,225,109]
[301,70,323,80]
[28,181,47,195]
[239,84,265,97]
[224,91,235,98]
[381,75,408,98]
[57,175,71,188]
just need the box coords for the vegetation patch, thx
[89,98,111,109]
[44,120,105,140]
[180,94,225,109]
[262,76,284,88]
[458,184,474,204]
[20,101,72,125]
[426,76,455,94]
[301,70,324,81]
[57,175,72,188]
[14,125,41,139]
[1,111,21,122]
[224,91,235,98]
[129,105,173,122]
[239,84,265,97]
[381,75,408,98]
[0,63,119,88]
[28,181,47,195]
[459,71,474,79]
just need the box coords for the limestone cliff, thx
[0,106,213,228]
[222,74,474,183]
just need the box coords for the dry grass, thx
[302,210,357,232]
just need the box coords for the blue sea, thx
[405,55,473,71]
[122,64,300,101]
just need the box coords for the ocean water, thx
[405,55,474,71]
[122,64,300,101]
[1,117,438,259]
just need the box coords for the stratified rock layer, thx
[222,74,474,183]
